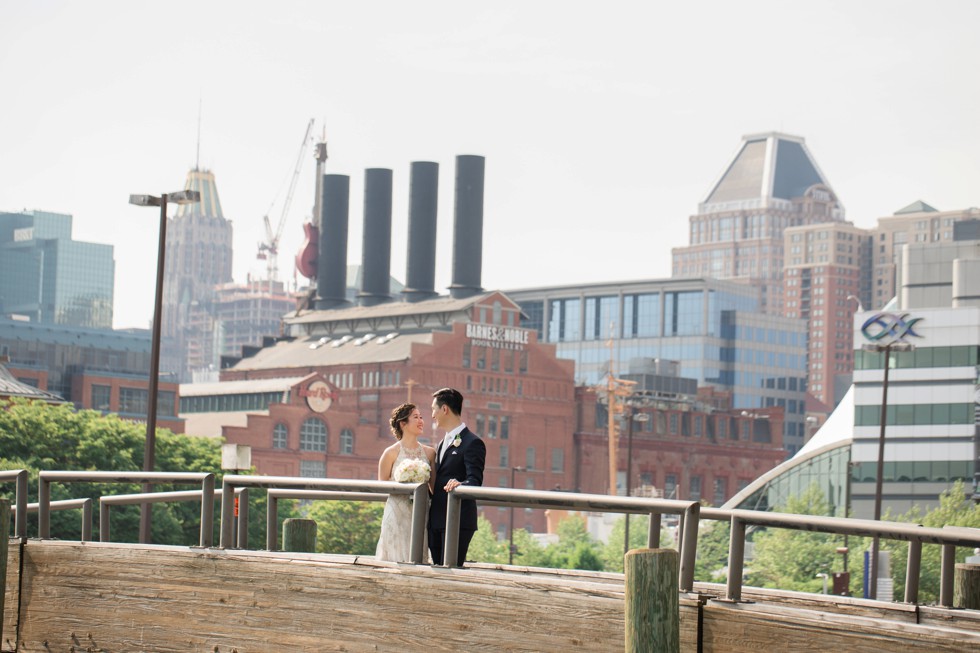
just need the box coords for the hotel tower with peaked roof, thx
[672,132,845,316]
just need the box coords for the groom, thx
[429,387,486,567]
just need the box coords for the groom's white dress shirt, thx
[438,423,466,464]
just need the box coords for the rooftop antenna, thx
[195,97,202,171]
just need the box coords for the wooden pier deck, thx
[3,539,980,652]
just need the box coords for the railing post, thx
[410,483,427,564]
[266,494,279,551]
[678,503,699,592]
[38,473,50,539]
[200,473,215,547]
[727,515,746,602]
[904,539,922,604]
[648,513,662,549]
[443,491,462,567]
[15,469,27,538]
[99,500,110,542]
[237,487,249,550]
[219,478,235,548]
[625,548,679,653]
[940,543,956,607]
[81,498,92,542]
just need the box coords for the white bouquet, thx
[393,458,430,484]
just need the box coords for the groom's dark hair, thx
[432,387,463,416]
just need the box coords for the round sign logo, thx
[304,381,333,413]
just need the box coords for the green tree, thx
[694,519,731,583]
[744,484,840,593]
[468,516,507,564]
[869,480,980,604]
[601,515,673,573]
[306,499,384,555]
[0,398,224,545]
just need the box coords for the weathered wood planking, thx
[2,539,20,653]
[700,599,980,653]
[4,541,980,652]
[13,542,629,652]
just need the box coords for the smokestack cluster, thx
[314,154,485,309]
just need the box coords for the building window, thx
[690,476,702,502]
[91,384,111,411]
[664,474,677,499]
[300,418,327,452]
[500,444,509,468]
[476,413,485,437]
[500,415,510,439]
[526,447,536,470]
[713,478,727,506]
[299,460,326,478]
[119,387,148,415]
[669,413,678,435]
[551,448,564,473]
[340,428,354,454]
[488,414,498,439]
[272,423,288,449]
[462,342,471,368]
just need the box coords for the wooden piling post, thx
[954,563,980,610]
[282,518,316,553]
[624,548,678,653]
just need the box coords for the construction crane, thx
[257,118,315,282]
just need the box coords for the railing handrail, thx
[445,485,701,591]
[699,505,980,606]
[37,470,215,546]
[219,475,428,562]
[264,489,388,551]
[12,497,92,541]
[98,487,245,543]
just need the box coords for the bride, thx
[375,402,436,562]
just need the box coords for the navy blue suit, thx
[428,427,485,566]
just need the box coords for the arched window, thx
[299,418,327,452]
[340,428,354,455]
[272,423,288,449]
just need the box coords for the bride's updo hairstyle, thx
[389,402,416,440]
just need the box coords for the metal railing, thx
[0,469,28,537]
[263,489,386,552]
[12,498,93,541]
[99,487,246,544]
[446,486,701,591]
[16,469,980,609]
[218,475,428,563]
[37,471,215,546]
[700,507,980,607]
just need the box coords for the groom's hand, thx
[444,479,461,492]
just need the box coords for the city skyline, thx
[2,1,978,329]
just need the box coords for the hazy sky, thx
[2,1,978,329]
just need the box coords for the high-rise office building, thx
[161,169,234,381]
[0,210,114,328]
[868,202,980,310]
[783,221,873,410]
[506,277,811,455]
[672,132,844,315]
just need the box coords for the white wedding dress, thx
[375,444,430,562]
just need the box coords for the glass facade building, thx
[0,210,114,328]
[507,277,810,455]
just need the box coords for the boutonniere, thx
[452,436,462,448]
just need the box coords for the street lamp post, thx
[129,190,200,544]
[863,340,913,599]
[623,404,649,554]
[509,466,526,565]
